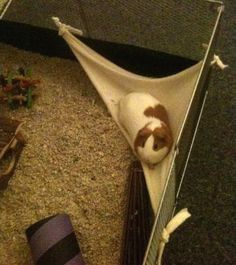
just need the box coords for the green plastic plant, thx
[0,66,40,109]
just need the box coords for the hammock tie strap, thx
[52,17,83,37]
[202,44,228,70]
[161,228,170,243]
[157,208,191,265]
[211,54,228,70]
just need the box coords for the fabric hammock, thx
[52,17,202,213]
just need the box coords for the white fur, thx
[118,92,162,142]
[137,136,169,165]
[118,92,169,166]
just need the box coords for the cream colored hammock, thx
[52,17,202,214]
[52,16,228,265]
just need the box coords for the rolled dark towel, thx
[25,214,86,265]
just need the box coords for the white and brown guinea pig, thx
[118,92,173,168]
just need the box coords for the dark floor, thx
[165,1,236,264]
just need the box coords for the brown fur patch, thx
[134,125,152,153]
[153,124,173,151]
[144,104,170,126]
[134,123,173,155]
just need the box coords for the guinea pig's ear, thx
[144,104,170,127]
[134,127,152,152]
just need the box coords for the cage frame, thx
[143,2,224,264]
[0,1,225,264]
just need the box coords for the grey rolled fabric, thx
[25,214,86,265]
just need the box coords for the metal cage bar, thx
[143,3,224,264]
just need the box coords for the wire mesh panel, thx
[121,161,155,265]
[78,0,216,60]
[2,1,224,265]
[175,71,211,195]
[4,0,216,60]
[175,2,223,197]
[2,0,85,29]
[143,4,224,264]
[144,163,176,265]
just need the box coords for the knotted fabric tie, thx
[52,17,83,37]
[157,208,191,265]
[202,44,228,70]
[211,54,228,70]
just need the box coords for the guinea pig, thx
[118,92,173,168]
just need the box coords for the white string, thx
[202,43,228,70]
[157,208,191,265]
[211,54,228,70]
[52,17,83,37]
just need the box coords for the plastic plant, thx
[0,66,40,109]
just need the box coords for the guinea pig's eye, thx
[153,143,158,150]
